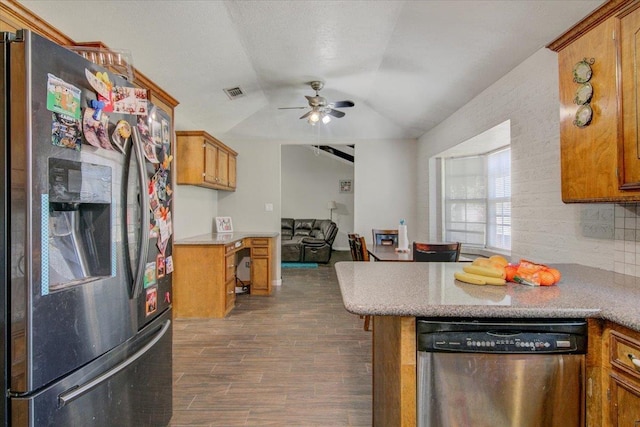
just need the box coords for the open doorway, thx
[281,145,354,251]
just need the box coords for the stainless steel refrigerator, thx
[1,29,173,426]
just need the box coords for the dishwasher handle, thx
[487,330,523,338]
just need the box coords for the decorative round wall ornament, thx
[574,82,593,105]
[573,58,594,83]
[574,104,593,128]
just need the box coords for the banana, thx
[463,265,505,279]
[454,271,486,285]
[460,272,506,286]
[472,257,491,267]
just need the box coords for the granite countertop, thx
[174,231,279,245]
[335,262,640,331]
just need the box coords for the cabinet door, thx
[558,17,622,201]
[228,155,237,189]
[609,373,640,426]
[204,142,218,185]
[250,256,269,293]
[217,148,229,187]
[620,5,640,189]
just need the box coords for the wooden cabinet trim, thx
[547,0,637,52]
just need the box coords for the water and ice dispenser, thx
[47,158,112,290]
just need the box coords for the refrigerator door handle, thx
[130,126,150,299]
[57,319,171,407]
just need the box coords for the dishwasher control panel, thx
[426,332,580,353]
[416,318,588,354]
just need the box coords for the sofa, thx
[281,218,339,263]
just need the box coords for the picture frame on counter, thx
[215,216,233,233]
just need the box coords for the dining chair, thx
[372,229,399,246]
[412,242,461,262]
[347,233,371,330]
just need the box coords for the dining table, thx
[367,245,413,262]
[367,244,473,262]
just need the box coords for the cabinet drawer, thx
[250,238,269,247]
[225,255,235,282]
[252,247,269,257]
[611,331,640,381]
[225,280,235,311]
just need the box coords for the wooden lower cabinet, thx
[587,320,640,427]
[249,238,273,296]
[173,243,239,318]
[609,374,640,426]
[173,236,275,318]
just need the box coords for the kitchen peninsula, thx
[335,261,640,426]
[173,232,278,318]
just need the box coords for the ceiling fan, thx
[279,81,354,125]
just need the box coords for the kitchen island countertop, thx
[335,262,640,331]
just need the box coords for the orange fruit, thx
[538,270,556,286]
[547,268,561,283]
[505,265,518,282]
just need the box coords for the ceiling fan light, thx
[309,110,321,123]
[322,114,331,124]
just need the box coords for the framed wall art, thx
[215,216,233,233]
[339,179,352,193]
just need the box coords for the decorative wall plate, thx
[573,58,594,83]
[574,104,593,127]
[574,82,593,105]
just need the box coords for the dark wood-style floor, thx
[170,252,372,426]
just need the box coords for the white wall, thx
[355,140,417,245]
[281,145,354,250]
[417,47,618,271]
[172,182,217,239]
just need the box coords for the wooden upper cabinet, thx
[549,0,640,202]
[175,130,237,191]
[619,5,640,189]
[556,17,622,202]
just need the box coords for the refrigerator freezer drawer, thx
[11,309,173,427]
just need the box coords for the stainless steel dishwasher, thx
[417,318,587,427]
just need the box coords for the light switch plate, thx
[265,203,273,212]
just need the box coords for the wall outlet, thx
[265,203,273,212]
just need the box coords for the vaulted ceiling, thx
[20,0,605,143]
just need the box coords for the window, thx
[443,147,511,251]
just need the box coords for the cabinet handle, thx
[628,353,640,371]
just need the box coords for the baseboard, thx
[273,278,282,287]
[333,246,349,252]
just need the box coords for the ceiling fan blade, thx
[278,106,307,110]
[331,100,354,108]
[299,111,312,119]
[327,109,346,118]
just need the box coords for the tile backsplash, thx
[615,204,640,276]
